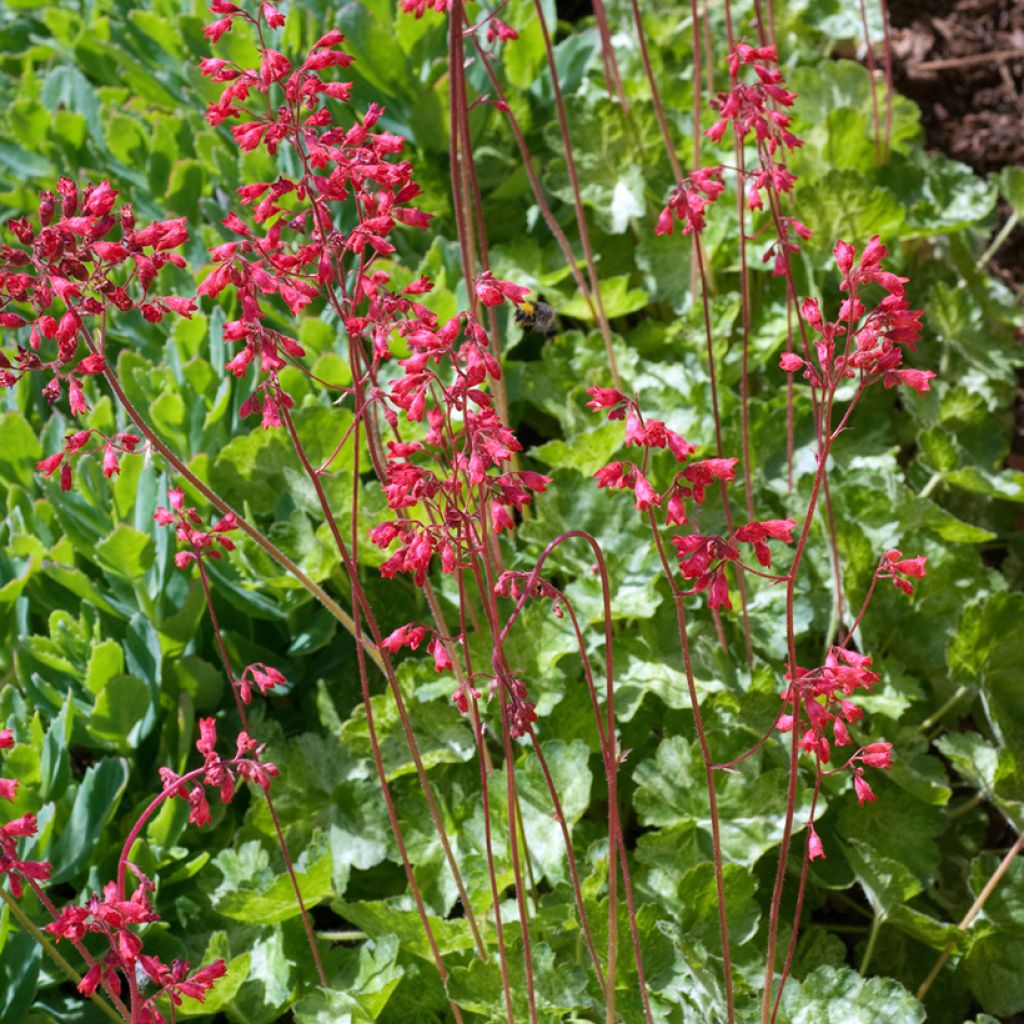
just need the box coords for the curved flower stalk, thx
[587,228,933,1023]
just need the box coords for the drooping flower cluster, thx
[0,730,52,899]
[370,274,551,731]
[159,717,279,829]
[379,623,455,673]
[809,740,896,860]
[0,728,14,802]
[370,282,551,591]
[655,167,726,237]
[778,645,881,764]
[494,570,567,619]
[778,643,897,859]
[587,387,797,608]
[236,661,286,704]
[879,548,928,594]
[153,486,238,570]
[36,428,142,492]
[0,180,193,486]
[671,517,796,609]
[668,44,811,275]
[197,6,439,429]
[784,237,931,395]
[706,43,802,154]
[399,0,449,17]
[46,867,226,1019]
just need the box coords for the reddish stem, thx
[531,0,622,389]
[194,556,327,987]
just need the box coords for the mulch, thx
[886,0,1024,292]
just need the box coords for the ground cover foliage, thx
[0,0,1022,1022]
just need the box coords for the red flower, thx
[808,826,825,860]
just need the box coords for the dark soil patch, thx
[887,0,1024,173]
[886,0,1024,290]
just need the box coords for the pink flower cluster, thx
[587,387,798,607]
[784,237,931,395]
[672,518,796,610]
[36,428,142,492]
[159,717,279,828]
[879,549,928,594]
[380,623,455,673]
[153,487,238,569]
[706,43,802,154]
[654,167,725,237]
[1,730,52,899]
[777,643,898,858]
[197,8,439,430]
[494,570,567,619]
[47,868,225,1019]
[369,283,550,588]
[0,179,193,486]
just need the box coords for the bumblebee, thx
[513,297,557,335]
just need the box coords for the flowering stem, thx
[194,557,327,987]
[761,431,833,1022]
[494,529,625,1020]
[734,141,756,523]
[694,237,754,661]
[592,0,630,112]
[471,696,515,1024]
[531,0,621,389]
[470,542,539,1024]
[629,0,683,181]
[469,37,601,325]
[857,0,883,162]
[96,350,383,672]
[350,593,466,1024]
[278,405,487,958]
[0,884,127,1024]
[878,0,894,156]
[646,512,734,1024]
[770,771,823,1024]
[21,877,131,1019]
[524,724,605,985]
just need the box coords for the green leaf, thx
[0,412,42,488]
[793,169,905,252]
[634,735,813,867]
[447,942,592,1019]
[104,111,149,165]
[38,692,73,801]
[0,930,41,1024]
[842,838,922,918]
[86,674,151,752]
[558,274,649,320]
[94,524,155,580]
[779,965,925,1024]
[997,166,1024,218]
[49,757,130,883]
[166,158,204,217]
[948,593,1024,748]
[294,935,404,1022]
[84,638,125,696]
[513,739,593,884]
[964,928,1024,1018]
[532,421,622,476]
[209,836,334,924]
[332,899,477,961]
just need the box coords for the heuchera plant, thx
[0,3,947,1023]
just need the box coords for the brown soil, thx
[884,1,1024,477]
[886,0,1024,291]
